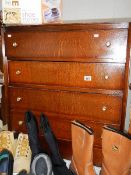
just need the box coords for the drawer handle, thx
[102,106,107,111]
[106,42,111,47]
[18,121,24,126]
[16,97,22,102]
[16,70,21,75]
[13,42,18,48]
[104,75,109,80]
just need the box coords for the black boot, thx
[18,170,27,175]
[25,111,42,160]
[40,113,74,175]
[0,149,14,175]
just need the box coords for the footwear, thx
[0,149,14,175]
[31,153,53,175]
[13,133,31,174]
[70,120,96,175]
[17,169,27,175]
[25,111,42,159]
[101,125,131,175]
[0,120,8,132]
[40,113,73,175]
[40,113,64,166]
[0,131,15,156]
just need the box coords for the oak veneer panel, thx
[9,87,122,124]
[93,147,102,166]
[8,61,125,90]
[5,30,127,62]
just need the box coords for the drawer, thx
[5,30,127,62]
[10,110,71,141]
[9,87,122,123]
[8,61,125,90]
[10,110,120,147]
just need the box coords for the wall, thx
[63,0,131,22]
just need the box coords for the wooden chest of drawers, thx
[2,23,130,166]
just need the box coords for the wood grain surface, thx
[5,29,128,62]
[8,61,125,90]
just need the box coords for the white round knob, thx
[16,70,21,75]
[102,106,107,111]
[18,121,23,126]
[104,75,109,80]
[16,97,22,102]
[13,42,18,47]
[106,42,111,47]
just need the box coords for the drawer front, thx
[5,30,127,62]
[10,111,71,141]
[10,110,120,146]
[8,61,125,90]
[9,87,122,123]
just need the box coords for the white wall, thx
[63,0,131,22]
[0,1,1,10]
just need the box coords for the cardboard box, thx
[2,0,62,24]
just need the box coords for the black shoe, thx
[25,111,42,159]
[31,153,53,175]
[18,170,27,175]
[0,149,14,175]
[53,166,75,175]
[40,113,73,175]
